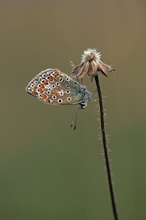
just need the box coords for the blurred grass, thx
[0,0,146,219]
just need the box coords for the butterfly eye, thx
[30,83,34,88]
[66,77,71,81]
[52,84,56,88]
[51,72,55,76]
[58,91,64,96]
[52,95,57,99]
[42,73,46,77]
[66,90,70,94]
[67,97,72,102]
[56,82,60,86]
[47,91,50,94]
[58,99,62,103]
[33,80,38,84]
[36,88,40,93]
[38,94,42,98]
[66,84,70,88]
[41,79,45,83]
[59,77,63,82]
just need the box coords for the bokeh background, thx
[0,0,146,219]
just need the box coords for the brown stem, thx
[94,74,119,220]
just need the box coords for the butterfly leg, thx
[70,106,81,130]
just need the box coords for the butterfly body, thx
[26,68,91,109]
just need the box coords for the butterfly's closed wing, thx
[26,68,91,106]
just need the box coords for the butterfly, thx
[25,68,92,129]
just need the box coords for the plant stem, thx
[94,75,119,220]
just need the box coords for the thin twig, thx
[94,74,119,220]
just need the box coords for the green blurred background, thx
[0,0,146,219]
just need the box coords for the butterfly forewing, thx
[26,68,90,106]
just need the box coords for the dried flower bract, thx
[72,48,115,81]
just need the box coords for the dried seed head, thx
[72,48,115,81]
[81,48,101,64]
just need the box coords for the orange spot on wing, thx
[49,76,53,81]
[44,80,48,85]
[39,88,43,93]
[54,71,59,77]
[41,94,46,99]
[40,84,44,88]
[46,99,51,103]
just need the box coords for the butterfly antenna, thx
[70,106,80,130]
[89,89,98,102]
